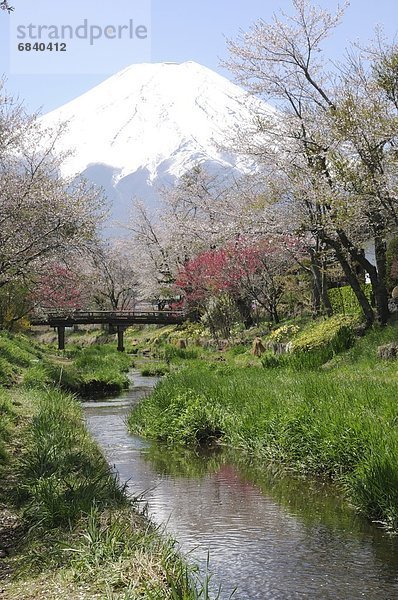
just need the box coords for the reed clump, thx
[50,344,132,398]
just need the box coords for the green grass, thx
[0,333,222,599]
[50,344,132,398]
[128,322,398,530]
[22,363,52,389]
[0,332,43,386]
[0,388,16,467]
[140,362,170,377]
[157,344,200,362]
[335,318,398,364]
[16,387,126,527]
[3,386,217,599]
[0,333,43,367]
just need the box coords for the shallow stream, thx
[83,371,398,599]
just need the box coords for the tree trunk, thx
[373,236,390,325]
[271,304,280,324]
[312,278,321,316]
[349,247,389,325]
[321,261,332,316]
[235,297,254,329]
[309,248,333,316]
[335,230,389,325]
[325,237,374,325]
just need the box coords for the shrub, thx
[291,315,356,355]
[261,316,356,370]
[285,346,338,370]
[329,285,372,316]
[269,324,300,343]
[228,344,248,356]
[262,346,337,370]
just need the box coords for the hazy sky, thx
[0,0,397,114]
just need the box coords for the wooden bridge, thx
[30,309,186,351]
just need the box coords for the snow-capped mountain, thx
[40,61,273,224]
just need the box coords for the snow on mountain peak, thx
[40,61,273,221]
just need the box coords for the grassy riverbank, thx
[128,321,398,530]
[52,344,132,397]
[27,327,135,397]
[2,387,205,599]
[0,332,212,598]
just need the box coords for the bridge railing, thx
[41,309,184,317]
[30,308,187,350]
[30,308,186,325]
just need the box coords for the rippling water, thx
[83,371,398,600]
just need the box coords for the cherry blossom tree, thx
[128,167,267,309]
[160,165,252,250]
[0,82,106,295]
[227,237,302,324]
[224,0,398,324]
[33,263,86,312]
[176,236,300,325]
[88,241,139,311]
[128,201,177,308]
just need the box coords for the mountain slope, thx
[40,61,273,224]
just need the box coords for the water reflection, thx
[84,372,398,600]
